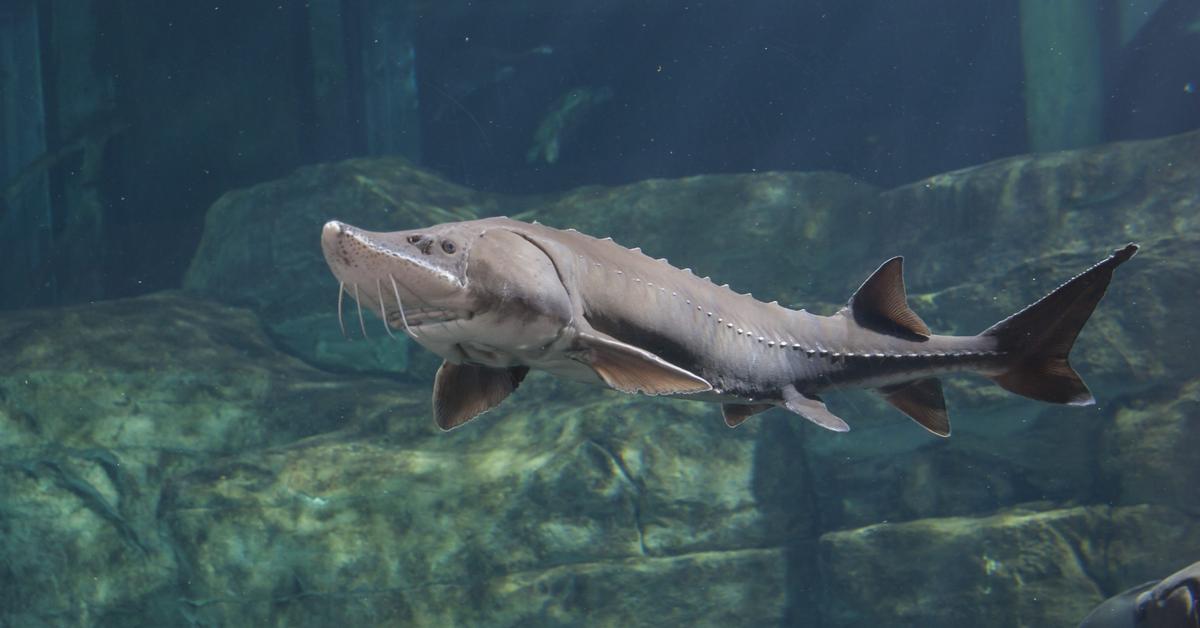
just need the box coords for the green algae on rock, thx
[183,157,494,378]
[153,379,814,625]
[819,504,1200,628]
[4,129,1198,627]
[0,292,422,626]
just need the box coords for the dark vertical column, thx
[0,0,52,310]
[1020,0,1104,152]
[305,0,354,162]
[358,0,422,160]
[43,0,116,304]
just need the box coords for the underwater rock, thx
[0,292,405,451]
[183,157,493,377]
[160,390,798,625]
[166,128,1200,626]
[0,292,418,625]
[526,169,880,303]
[0,291,802,624]
[0,447,177,626]
[818,504,1200,628]
[1104,505,1200,594]
[797,238,1187,527]
[1100,378,1200,509]
[187,129,1199,389]
[184,156,877,378]
[184,127,1199,520]
[876,130,1200,338]
[797,130,1200,530]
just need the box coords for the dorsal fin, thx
[848,256,930,339]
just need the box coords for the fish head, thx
[322,219,474,312]
[321,218,572,364]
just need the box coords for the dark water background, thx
[2,0,1198,310]
[1,1,1199,626]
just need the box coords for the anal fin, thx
[722,403,773,428]
[573,332,712,396]
[880,377,950,436]
[782,387,850,432]
[433,362,529,431]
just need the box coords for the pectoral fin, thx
[433,361,529,431]
[573,332,712,396]
[782,387,850,432]
[722,403,773,428]
[879,377,950,436]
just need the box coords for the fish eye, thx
[407,235,421,244]
[441,240,457,254]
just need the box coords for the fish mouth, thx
[334,276,471,341]
[386,307,470,328]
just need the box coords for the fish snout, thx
[323,220,345,236]
[322,220,345,260]
[322,220,348,246]
[322,220,349,260]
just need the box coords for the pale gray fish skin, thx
[1077,559,1200,628]
[320,217,1136,433]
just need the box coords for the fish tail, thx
[981,244,1138,405]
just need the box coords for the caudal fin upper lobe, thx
[982,244,1139,406]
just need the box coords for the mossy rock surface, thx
[819,504,1200,628]
[0,293,802,626]
[4,130,1198,626]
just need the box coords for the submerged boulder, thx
[184,129,1200,415]
[0,292,406,452]
[799,130,1200,532]
[0,292,804,626]
[183,157,496,378]
[1099,378,1200,509]
[0,292,414,625]
[4,129,1198,626]
[183,158,879,377]
[161,406,798,626]
[818,504,1200,628]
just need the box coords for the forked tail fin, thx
[982,244,1138,406]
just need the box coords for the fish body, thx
[321,217,1136,435]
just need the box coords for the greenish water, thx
[1,2,1198,626]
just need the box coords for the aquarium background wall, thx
[1,0,1198,626]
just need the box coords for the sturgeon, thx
[320,217,1137,435]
